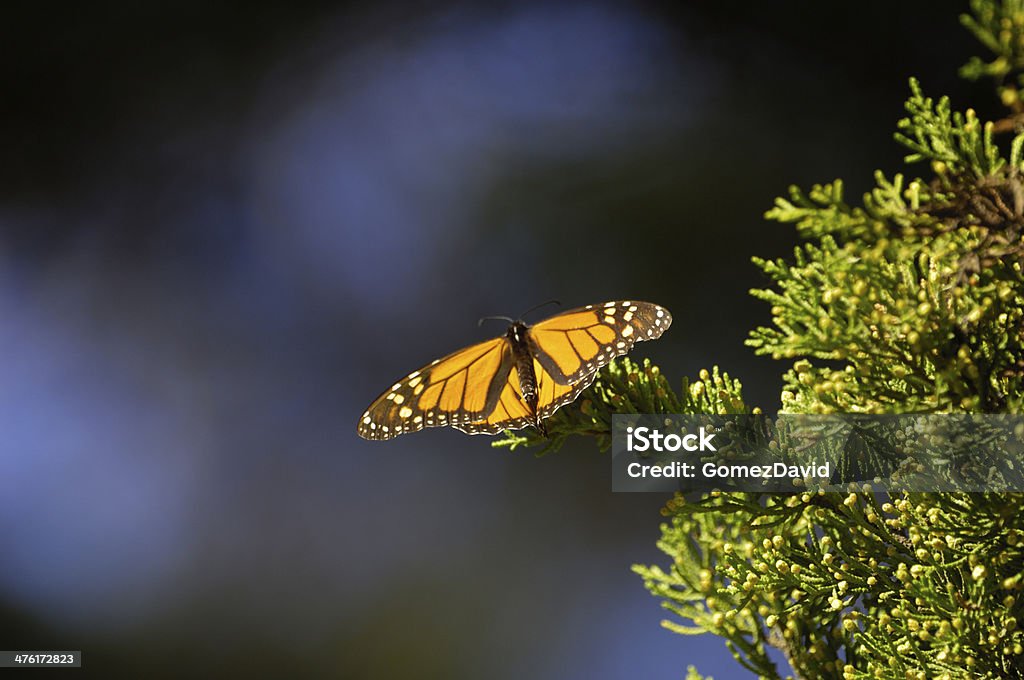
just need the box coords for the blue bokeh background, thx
[0,1,986,677]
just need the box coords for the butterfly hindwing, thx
[454,362,537,435]
[527,301,671,385]
[358,336,513,440]
[535,359,599,420]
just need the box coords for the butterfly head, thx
[505,320,529,344]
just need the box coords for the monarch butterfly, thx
[357,301,672,440]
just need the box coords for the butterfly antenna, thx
[478,315,515,327]
[518,299,561,320]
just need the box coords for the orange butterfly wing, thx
[527,301,672,384]
[358,336,512,440]
[453,362,539,435]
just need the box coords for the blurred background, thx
[0,1,995,677]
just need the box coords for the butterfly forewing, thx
[527,301,671,385]
[358,336,513,440]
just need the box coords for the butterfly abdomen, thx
[507,321,540,416]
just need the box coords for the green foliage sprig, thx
[961,0,1024,107]
[636,491,1024,679]
[751,75,1024,415]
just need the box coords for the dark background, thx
[0,1,992,678]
